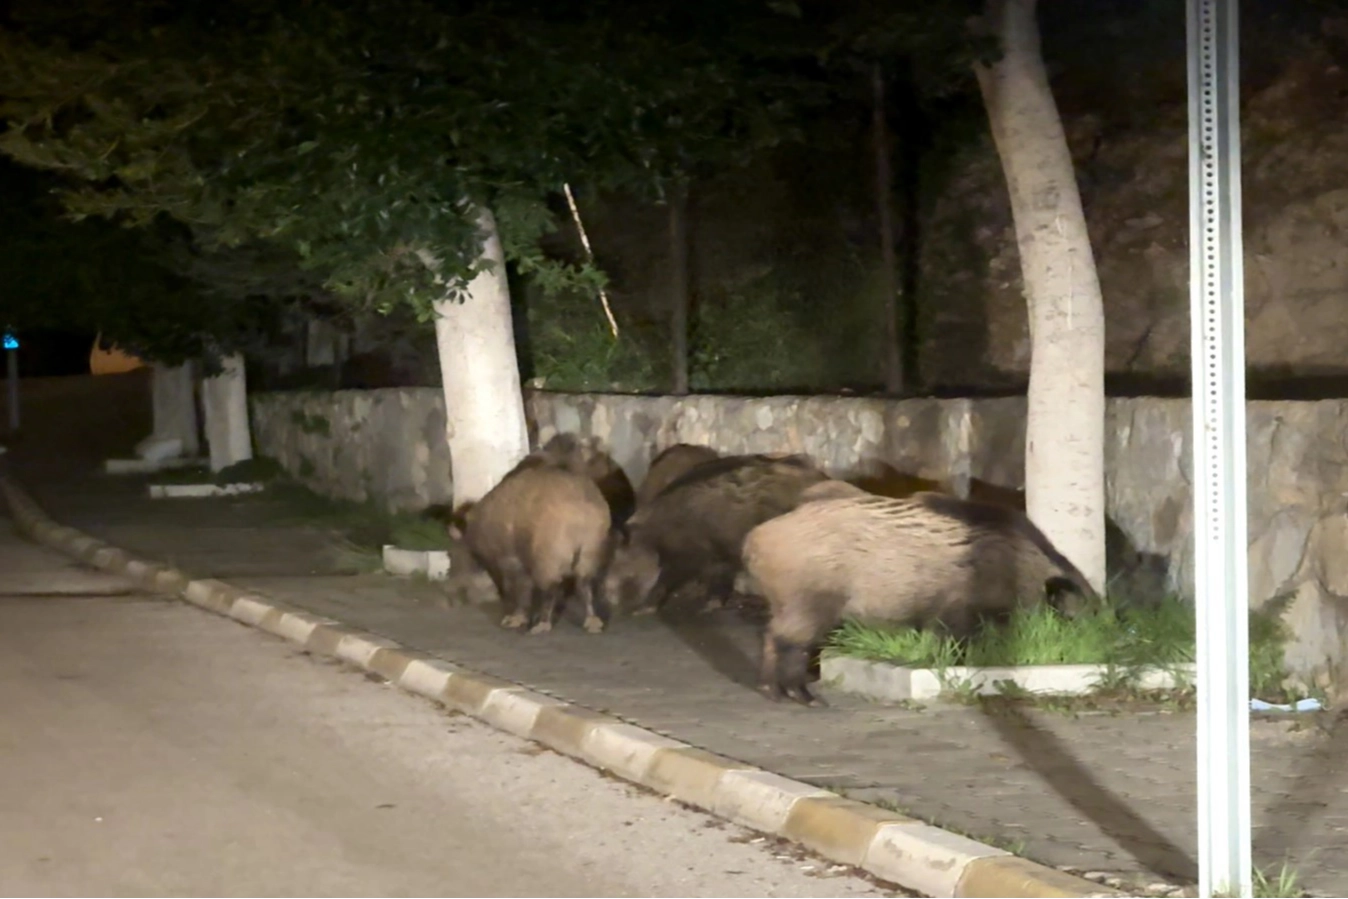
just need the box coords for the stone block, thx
[782,796,907,866]
[641,747,747,811]
[865,820,1005,899]
[478,687,565,739]
[712,769,832,834]
[582,724,687,781]
[957,855,1123,898]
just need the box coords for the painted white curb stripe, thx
[230,596,276,627]
[713,769,833,834]
[865,821,1009,899]
[0,473,1123,899]
[480,688,566,739]
[582,724,688,780]
[335,633,398,668]
[399,659,456,701]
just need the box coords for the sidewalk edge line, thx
[0,473,1121,899]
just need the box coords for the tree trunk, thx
[669,184,690,395]
[974,0,1107,593]
[894,59,925,392]
[432,204,530,506]
[200,353,254,473]
[872,63,903,395]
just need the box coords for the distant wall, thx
[250,388,1348,691]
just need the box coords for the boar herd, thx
[449,434,1101,707]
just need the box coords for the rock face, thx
[252,387,1348,694]
[919,48,1348,391]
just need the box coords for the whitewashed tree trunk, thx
[430,205,530,506]
[974,0,1107,593]
[135,361,199,461]
[200,353,254,472]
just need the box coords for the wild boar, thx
[527,433,636,527]
[635,443,721,508]
[604,453,830,615]
[847,460,1026,509]
[742,488,1101,705]
[454,464,613,635]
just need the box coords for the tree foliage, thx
[0,159,287,367]
[0,0,821,337]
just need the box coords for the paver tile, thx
[18,469,1348,896]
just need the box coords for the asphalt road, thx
[0,516,904,898]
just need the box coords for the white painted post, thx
[1188,0,1252,896]
[200,353,254,473]
[135,362,200,462]
[155,363,200,457]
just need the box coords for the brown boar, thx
[848,460,1026,509]
[586,450,636,528]
[742,490,1101,705]
[635,443,721,508]
[604,453,830,615]
[522,433,636,526]
[455,464,613,635]
[536,434,636,528]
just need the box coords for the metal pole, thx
[1188,0,1252,896]
[5,348,17,434]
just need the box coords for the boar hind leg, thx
[778,639,825,707]
[498,565,534,630]
[528,581,565,634]
[759,591,842,707]
[577,577,606,634]
[758,631,783,701]
[758,633,823,707]
[698,564,738,614]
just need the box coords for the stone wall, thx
[250,388,1348,689]
[250,388,456,512]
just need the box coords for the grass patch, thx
[825,596,1305,703]
[261,481,452,554]
[826,598,1196,669]
[1251,860,1305,898]
[387,517,455,552]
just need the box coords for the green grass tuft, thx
[1252,860,1304,898]
[387,517,454,552]
[824,595,1301,702]
[262,481,451,554]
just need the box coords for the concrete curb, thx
[821,656,1197,702]
[0,474,1121,899]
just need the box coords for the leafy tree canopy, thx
[0,159,289,367]
[0,0,826,327]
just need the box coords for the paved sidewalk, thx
[16,464,1348,897]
